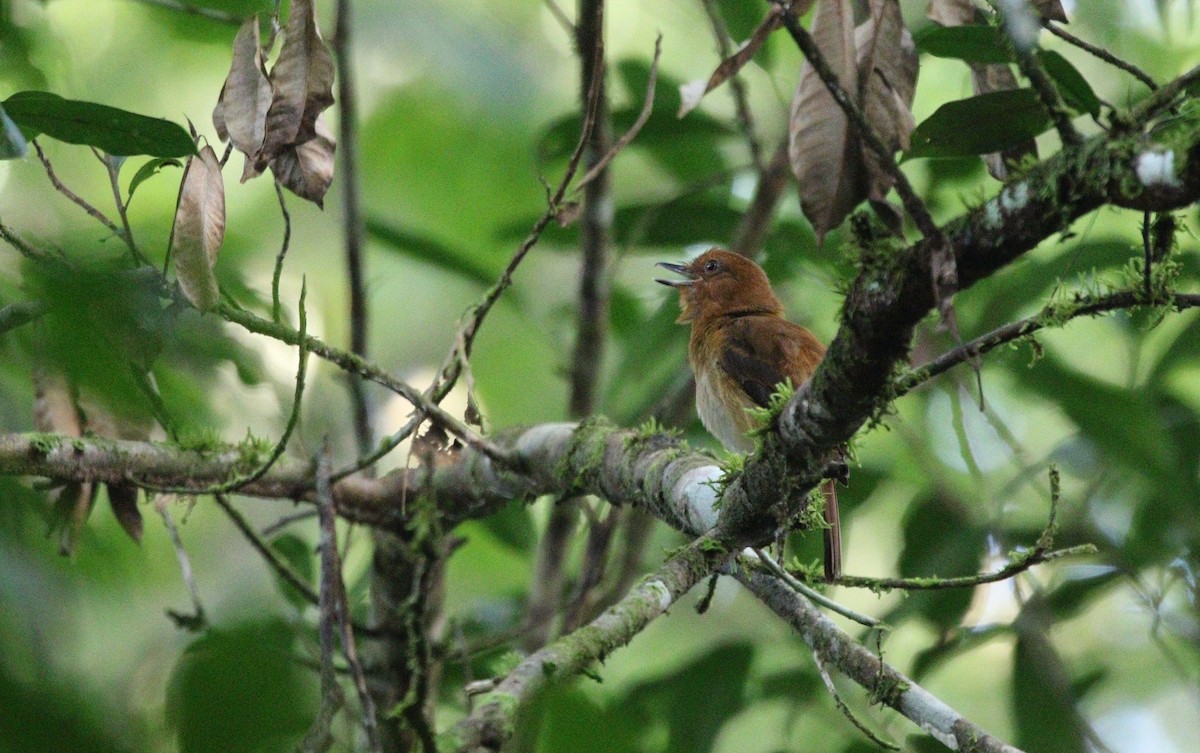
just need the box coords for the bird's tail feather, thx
[821,479,842,582]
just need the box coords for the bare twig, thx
[31,140,123,238]
[750,548,881,628]
[572,34,662,193]
[811,647,900,750]
[894,291,1200,397]
[301,443,347,753]
[315,442,382,753]
[742,569,1026,753]
[335,7,610,479]
[271,180,292,324]
[700,0,764,170]
[526,0,618,651]
[334,0,375,462]
[98,150,151,266]
[156,499,207,630]
[137,282,310,495]
[1044,22,1157,92]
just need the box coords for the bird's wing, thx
[720,316,825,408]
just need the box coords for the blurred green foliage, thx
[1,1,1200,752]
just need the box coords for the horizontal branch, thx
[896,291,1200,396]
[0,421,726,535]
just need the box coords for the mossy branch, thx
[447,535,732,753]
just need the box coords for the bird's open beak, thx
[655,261,696,288]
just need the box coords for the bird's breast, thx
[695,365,757,454]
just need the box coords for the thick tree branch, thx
[725,98,1200,546]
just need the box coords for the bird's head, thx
[656,248,782,324]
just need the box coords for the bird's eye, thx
[703,259,720,273]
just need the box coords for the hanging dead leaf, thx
[927,0,978,26]
[213,17,272,162]
[678,3,789,118]
[107,483,144,543]
[270,115,335,206]
[856,0,918,201]
[172,144,226,310]
[257,0,335,171]
[789,0,865,243]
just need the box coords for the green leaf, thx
[907,89,1052,159]
[366,216,498,286]
[892,492,986,632]
[1040,51,1101,117]
[916,24,1011,64]
[127,157,183,200]
[167,620,313,753]
[2,91,196,157]
[268,533,315,610]
[1012,621,1088,753]
[626,643,754,753]
[0,105,28,159]
[479,500,536,553]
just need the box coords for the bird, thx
[656,247,843,581]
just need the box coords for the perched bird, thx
[657,248,843,580]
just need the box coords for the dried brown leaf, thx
[107,483,144,544]
[788,0,865,243]
[270,115,335,206]
[172,145,226,310]
[213,17,272,160]
[856,0,918,200]
[971,63,1037,179]
[1032,0,1067,22]
[927,0,978,26]
[34,370,83,437]
[257,0,335,170]
[678,5,785,118]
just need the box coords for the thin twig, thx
[301,442,346,753]
[138,282,310,494]
[333,18,609,479]
[572,34,662,193]
[211,300,517,466]
[261,508,318,537]
[1044,22,1157,92]
[315,442,382,753]
[334,0,374,462]
[31,140,123,238]
[98,150,151,266]
[833,544,1095,592]
[156,499,207,630]
[811,648,900,750]
[272,180,292,324]
[894,291,1200,397]
[751,549,881,628]
[544,0,574,35]
[700,0,764,171]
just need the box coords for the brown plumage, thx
[657,248,842,580]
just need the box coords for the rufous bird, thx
[657,248,843,580]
